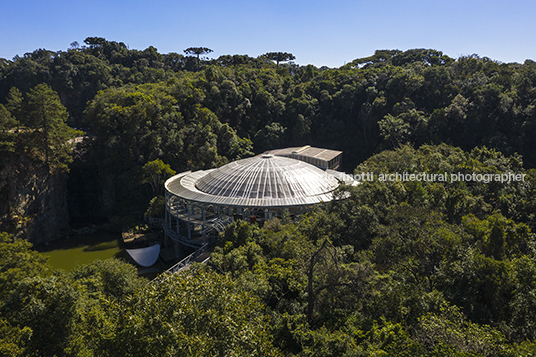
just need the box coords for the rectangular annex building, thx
[265,145,342,171]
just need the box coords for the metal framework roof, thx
[165,154,348,208]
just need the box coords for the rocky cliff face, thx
[0,153,69,244]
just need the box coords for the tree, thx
[25,83,79,169]
[83,36,107,48]
[184,47,213,70]
[372,206,463,290]
[1,274,84,356]
[110,268,280,356]
[145,195,165,218]
[163,52,186,71]
[0,318,31,357]
[5,87,24,124]
[263,52,296,66]
[184,47,213,60]
[69,259,145,298]
[0,232,50,300]
[254,122,287,152]
[0,104,17,152]
[378,113,410,148]
[303,237,360,325]
[142,158,176,197]
[414,303,508,355]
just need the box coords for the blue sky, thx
[1,0,535,67]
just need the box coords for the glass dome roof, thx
[165,154,345,207]
[196,154,338,199]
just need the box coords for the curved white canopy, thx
[126,244,161,267]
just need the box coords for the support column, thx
[174,240,180,259]
[165,192,168,225]
[187,203,192,240]
[176,200,179,234]
[202,206,207,242]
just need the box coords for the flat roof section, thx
[266,145,342,162]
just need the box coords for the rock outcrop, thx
[0,153,69,244]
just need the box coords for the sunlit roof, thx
[265,145,342,161]
[165,154,346,207]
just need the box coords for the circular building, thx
[163,154,355,251]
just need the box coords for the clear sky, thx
[1,0,535,68]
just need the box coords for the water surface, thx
[37,232,126,271]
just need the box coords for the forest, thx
[1,38,536,355]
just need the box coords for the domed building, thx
[163,148,355,255]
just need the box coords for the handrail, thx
[166,243,208,274]
[152,243,209,283]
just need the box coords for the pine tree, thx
[26,84,78,170]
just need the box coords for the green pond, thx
[37,232,128,272]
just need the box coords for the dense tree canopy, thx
[3,39,536,355]
[4,144,536,355]
[3,40,536,171]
